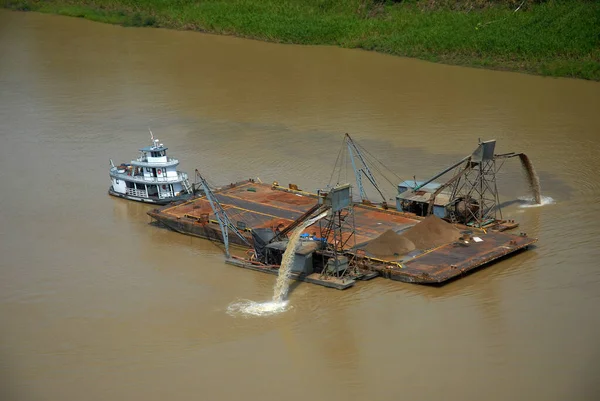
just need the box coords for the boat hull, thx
[108,187,193,205]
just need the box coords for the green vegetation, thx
[2,0,599,80]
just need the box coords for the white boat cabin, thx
[109,138,192,204]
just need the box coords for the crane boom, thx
[345,133,386,204]
[194,169,250,257]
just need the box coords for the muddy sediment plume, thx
[400,215,461,250]
[363,229,415,258]
[518,153,542,204]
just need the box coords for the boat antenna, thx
[148,128,154,144]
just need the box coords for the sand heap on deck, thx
[401,215,462,250]
[363,229,415,257]
[363,215,462,258]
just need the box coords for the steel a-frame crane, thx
[194,169,250,258]
[344,133,387,207]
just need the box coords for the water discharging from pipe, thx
[272,210,329,302]
[227,210,329,317]
[518,153,542,204]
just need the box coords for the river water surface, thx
[0,10,599,401]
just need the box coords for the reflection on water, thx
[0,9,599,401]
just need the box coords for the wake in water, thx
[518,195,555,208]
[227,209,329,318]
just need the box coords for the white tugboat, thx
[109,131,195,204]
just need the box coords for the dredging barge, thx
[148,136,539,289]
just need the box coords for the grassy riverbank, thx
[3,0,599,80]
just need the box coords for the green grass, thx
[2,0,599,80]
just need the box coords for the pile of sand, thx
[400,215,461,250]
[363,215,461,257]
[363,229,415,257]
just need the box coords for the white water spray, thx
[227,210,329,317]
[518,195,555,208]
[226,299,289,317]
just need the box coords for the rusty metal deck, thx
[149,181,420,245]
[148,180,537,285]
[361,231,537,284]
[148,181,318,245]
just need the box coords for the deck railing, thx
[116,172,189,184]
[125,188,177,199]
[126,188,148,198]
[135,157,179,165]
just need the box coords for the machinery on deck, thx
[250,183,361,282]
[213,178,372,286]
[336,135,539,229]
[194,169,360,282]
[316,183,360,280]
[249,203,329,269]
[396,139,539,228]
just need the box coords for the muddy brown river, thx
[1,10,599,401]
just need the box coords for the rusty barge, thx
[147,136,539,289]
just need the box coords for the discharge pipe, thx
[411,155,471,192]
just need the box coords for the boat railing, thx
[126,188,148,198]
[158,191,175,199]
[124,187,176,199]
[135,156,179,164]
[115,171,188,184]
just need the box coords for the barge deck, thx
[148,180,537,286]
